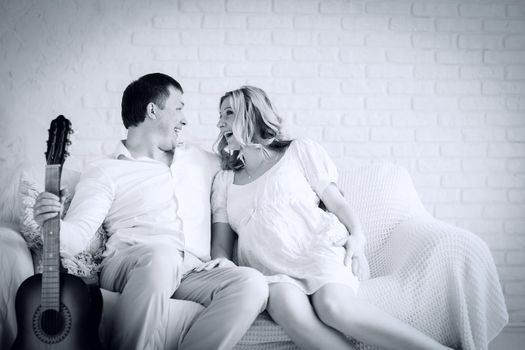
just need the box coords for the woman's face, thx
[217,97,241,151]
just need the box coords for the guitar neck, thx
[41,164,62,311]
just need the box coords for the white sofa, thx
[0,160,508,350]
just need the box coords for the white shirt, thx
[61,141,185,260]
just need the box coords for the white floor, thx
[488,325,525,350]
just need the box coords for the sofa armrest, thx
[373,217,508,348]
[0,227,34,349]
[383,217,498,278]
[0,227,33,274]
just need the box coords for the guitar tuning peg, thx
[68,129,74,134]
[66,140,72,146]
[65,151,70,157]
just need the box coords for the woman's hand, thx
[344,228,370,281]
[194,257,236,272]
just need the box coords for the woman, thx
[202,86,450,350]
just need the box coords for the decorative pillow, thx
[18,171,107,279]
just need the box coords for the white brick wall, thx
[1,0,524,324]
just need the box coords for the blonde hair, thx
[214,86,292,170]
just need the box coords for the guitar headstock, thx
[45,115,73,166]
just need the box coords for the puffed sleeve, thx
[211,170,233,224]
[295,138,339,196]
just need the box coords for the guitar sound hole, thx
[41,309,64,335]
[32,304,72,344]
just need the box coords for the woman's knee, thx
[267,285,309,327]
[313,287,359,330]
[314,294,343,325]
[267,293,291,323]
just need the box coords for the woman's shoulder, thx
[291,137,322,147]
[290,137,325,155]
[213,169,235,185]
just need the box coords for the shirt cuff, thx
[59,220,85,256]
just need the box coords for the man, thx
[33,73,268,350]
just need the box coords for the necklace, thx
[244,157,266,180]
[244,150,280,180]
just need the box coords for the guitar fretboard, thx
[41,164,62,311]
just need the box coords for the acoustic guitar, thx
[12,115,103,350]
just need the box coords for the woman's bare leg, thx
[267,283,354,350]
[311,283,450,350]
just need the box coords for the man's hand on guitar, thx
[33,189,68,226]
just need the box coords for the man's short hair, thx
[121,73,183,129]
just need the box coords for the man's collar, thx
[112,140,187,161]
[112,140,133,160]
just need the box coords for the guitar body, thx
[12,273,103,350]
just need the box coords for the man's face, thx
[155,86,186,151]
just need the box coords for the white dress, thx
[211,138,359,295]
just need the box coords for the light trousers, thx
[100,242,268,350]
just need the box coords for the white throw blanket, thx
[339,164,508,350]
